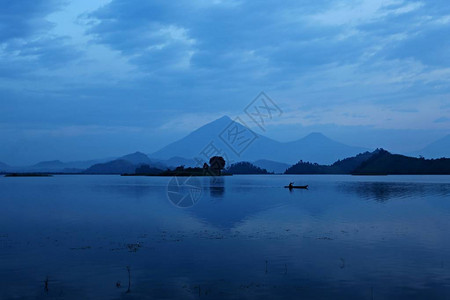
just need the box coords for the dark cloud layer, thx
[82,0,450,100]
[0,0,449,164]
[0,0,65,41]
[0,0,80,76]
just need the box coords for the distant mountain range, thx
[84,152,168,174]
[253,159,290,174]
[0,157,114,173]
[86,149,450,175]
[27,160,82,173]
[353,150,450,175]
[410,134,450,159]
[84,159,140,174]
[0,162,10,172]
[150,116,369,165]
[0,116,448,174]
[286,151,378,174]
[226,162,269,174]
[286,149,450,175]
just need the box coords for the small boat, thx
[284,184,308,189]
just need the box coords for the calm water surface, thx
[0,175,449,299]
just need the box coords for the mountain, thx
[25,160,84,173]
[150,116,369,165]
[353,150,450,175]
[150,116,246,161]
[285,151,376,174]
[119,152,152,165]
[83,152,168,174]
[5,157,115,173]
[31,160,66,170]
[226,162,269,174]
[135,164,164,175]
[3,152,168,174]
[285,149,450,175]
[411,134,450,158]
[60,157,117,169]
[282,133,369,164]
[0,162,10,172]
[117,152,168,169]
[84,159,138,174]
[153,156,196,169]
[253,159,290,174]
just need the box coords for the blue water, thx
[0,175,449,299]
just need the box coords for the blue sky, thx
[0,0,449,164]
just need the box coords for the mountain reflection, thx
[1,175,450,299]
[338,181,450,202]
[209,177,225,198]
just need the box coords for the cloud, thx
[84,0,450,93]
[310,0,424,27]
[0,0,65,42]
[22,125,143,138]
[0,0,82,78]
[434,116,450,123]
[1,0,450,163]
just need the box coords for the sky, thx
[0,0,449,165]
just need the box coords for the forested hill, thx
[226,162,269,174]
[285,151,376,174]
[353,150,450,175]
[285,150,450,175]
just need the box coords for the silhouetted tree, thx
[226,162,269,174]
[135,164,163,175]
[136,164,152,174]
[209,156,226,175]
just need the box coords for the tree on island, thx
[209,156,226,175]
[134,164,164,175]
[226,162,269,174]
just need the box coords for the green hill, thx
[353,149,450,175]
[285,149,450,175]
[84,159,138,174]
[226,162,269,174]
[285,151,375,174]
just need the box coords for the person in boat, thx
[288,182,294,189]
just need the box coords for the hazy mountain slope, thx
[150,116,282,162]
[151,116,369,164]
[411,134,450,158]
[30,160,66,170]
[119,152,152,165]
[119,152,168,169]
[82,151,169,174]
[84,159,138,174]
[253,159,290,174]
[9,157,115,173]
[0,162,10,172]
[282,133,369,165]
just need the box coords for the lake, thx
[0,175,449,299]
